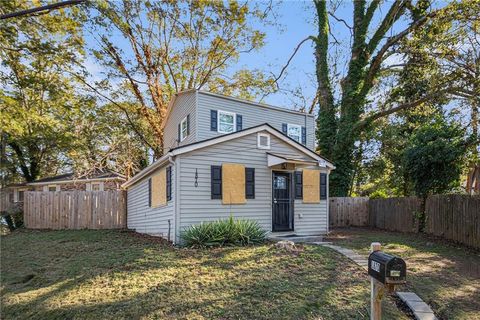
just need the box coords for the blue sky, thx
[83,1,448,111]
[83,1,327,110]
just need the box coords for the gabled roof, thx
[161,89,314,129]
[123,123,335,188]
[28,170,126,185]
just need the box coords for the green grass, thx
[1,229,405,320]
[327,228,480,320]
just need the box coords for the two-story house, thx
[123,90,335,244]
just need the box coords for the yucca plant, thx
[181,216,267,248]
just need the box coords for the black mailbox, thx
[368,251,406,285]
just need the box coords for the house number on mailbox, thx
[371,260,380,273]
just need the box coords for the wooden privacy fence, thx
[24,191,126,230]
[369,197,421,233]
[329,197,369,227]
[0,191,14,212]
[330,195,480,249]
[425,195,480,249]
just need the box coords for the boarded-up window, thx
[222,163,246,204]
[303,169,320,203]
[151,168,167,207]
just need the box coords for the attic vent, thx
[257,133,270,150]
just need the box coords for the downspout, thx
[326,168,330,235]
[175,157,182,245]
[305,113,308,148]
[168,156,175,243]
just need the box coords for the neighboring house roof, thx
[4,182,28,188]
[123,123,335,188]
[28,170,126,186]
[161,89,314,129]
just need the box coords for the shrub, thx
[181,216,267,248]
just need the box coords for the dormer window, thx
[218,110,236,133]
[180,116,188,141]
[287,124,301,142]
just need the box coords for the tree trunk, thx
[314,0,337,160]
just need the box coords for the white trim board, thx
[123,124,335,189]
[160,89,314,129]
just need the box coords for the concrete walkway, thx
[315,243,369,269]
[312,242,437,320]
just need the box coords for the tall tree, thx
[313,0,477,196]
[0,1,86,182]
[71,100,150,179]
[85,0,276,158]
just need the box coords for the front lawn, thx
[327,228,480,320]
[1,229,404,319]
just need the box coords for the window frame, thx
[91,182,104,191]
[287,123,302,143]
[257,132,271,149]
[217,110,236,134]
[180,116,188,141]
[18,190,25,202]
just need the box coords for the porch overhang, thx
[267,152,328,168]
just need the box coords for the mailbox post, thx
[368,242,407,320]
[370,243,382,320]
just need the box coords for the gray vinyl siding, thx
[196,92,316,150]
[127,165,175,241]
[293,165,328,235]
[175,131,327,243]
[164,91,197,151]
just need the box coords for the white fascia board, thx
[169,125,335,169]
[197,91,314,118]
[122,154,173,189]
[124,124,335,188]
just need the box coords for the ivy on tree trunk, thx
[313,0,440,196]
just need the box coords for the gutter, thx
[27,177,126,186]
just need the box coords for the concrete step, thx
[268,234,324,243]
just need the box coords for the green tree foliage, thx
[405,1,480,160]
[403,116,468,197]
[71,101,151,179]
[86,0,276,157]
[313,0,479,196]
[0,1,86,182]
[353,37,446,197]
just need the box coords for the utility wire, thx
[0,0,86,20]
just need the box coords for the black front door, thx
[272,171,293,232]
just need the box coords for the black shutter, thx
[294,171,303,199]
[148,178,152,207]
[211,165,222,199]
[245,167,255,199]
[166,166,172,201]
[282,123,288,134]
[301,126,306,145]
[210,110,218,131]
[236,114,243,131]
[186,114,190,136]
[320,173,327,200]
[177,123,181,141]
